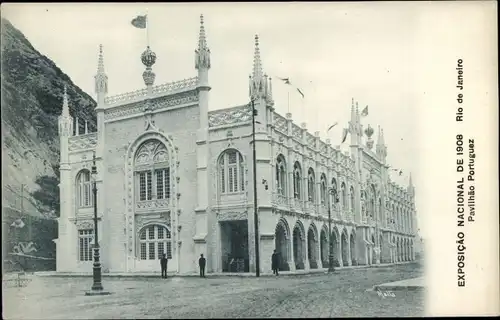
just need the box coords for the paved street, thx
[3,262,424,319]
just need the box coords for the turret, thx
[94,44,108,107]
[407,173,415,198]
[58,86,73,164]
[376,126,387,162]
[195,14,211,130]
[248,35,271,132]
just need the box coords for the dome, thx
[141,46,157,68]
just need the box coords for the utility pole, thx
[251,99,260,277]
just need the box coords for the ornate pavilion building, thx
[55,15,417,274]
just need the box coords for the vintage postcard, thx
[1,2,498,318]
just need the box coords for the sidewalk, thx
[372,276,425,291]
[34,261,417,279]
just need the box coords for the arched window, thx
[349,186,355,211]
[134,140,171,202]
[320,174,327,204]
[293,162,302,199]
[219,149,245,194]
[341,182,347,209]
[139,225,172,260]
[331,178,338,204]
[77,170,93,208]
[276,155,287,196]
[307,168,315,202]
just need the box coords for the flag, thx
[131,15,147,29]
[341,128,349,143]
[327,122,338,133]
[297,88,305,98]
[361,105,369,117]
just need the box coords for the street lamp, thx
[250,98,260,277]
[327,187,338,273]
[85,152,110,296]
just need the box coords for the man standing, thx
[272,250,279,276]
[199,254,206,278]
[160,253,168,279]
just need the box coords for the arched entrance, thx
[371,234,376,264]
[274,219,290,271]
[341,230,349,267]
[307,224,318,269]
[293,221,306,270]
[331,227,340,267]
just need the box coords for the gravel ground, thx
[3,262,424,319]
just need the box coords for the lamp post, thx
[327,188,337,272]
[250,98,260,277]
[85,152,109,296]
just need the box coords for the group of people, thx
[160,253,206,278]
[160,250,282,278]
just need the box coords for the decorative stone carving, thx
[75,220,93,230]
[292,124,302,140]
[69,133,98,152]
[217,211,248,221]
[273,113,288,133]
[208,104,252,127]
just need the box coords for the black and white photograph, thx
[1,2,498,319]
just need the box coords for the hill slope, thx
[1,18,97,218]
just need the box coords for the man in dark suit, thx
[199,254,206,278]
[160,254,168,278]
[272,250,279,276]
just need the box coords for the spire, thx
[380,128,386,145]
[195,14,211,71]
[95,44,108,100]
[249,35,267,100]
[253,35,263,79]
[62,86,70,117]
[85,120,88,134]
[376,126,387,161]
[75,117,79,136]
[409,173,413,187]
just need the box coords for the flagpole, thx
[146,9,150,47]
[287,88,290,114]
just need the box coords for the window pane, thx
[140,230,146,240]
[164,169,170,199]
[148,226,155,240]
[140,243,147,260]
[157,227,164,239]
[158,242,164,259]
[228,167,234,193]
[148,242,155,260]
[220,163,225,193]
[139,173,146,201]
[240,163,244,191]
[228,151,237,164]
[166,242,172,259]
[147,172,152,200]
[156,170,164,199]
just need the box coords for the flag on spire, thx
[297,88,305,98]
[361,105,369,117]
[131,15,147,29]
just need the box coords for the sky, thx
[3,2,431,237]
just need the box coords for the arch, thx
[76,169,93,208]
[320,174,327,205]
[274,218,291,271]
[379,234,384,263]
[320,225,329,266]
[341,229,349,267]
[307,223,319,269]
[410,239,414,261]
[218,148,245,194]
[292,220,306,269]
[331,178,338,204]
[340,182,347,210]
[349,186,355,212]
[293,162,302,199]
[137,224,172,260]
[307,168,316,203]
[125,130,179,271]
[276,154,287,196]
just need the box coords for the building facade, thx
[55,15,417,274]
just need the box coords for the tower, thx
[94,44,108,107]
[248,35,272,132]
[195,14,211,129]
[376,126,387,163]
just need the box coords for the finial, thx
[75,117,79,136]
[252,34,263,79]
[62,85,70,117]
[85,120,88,134]
[97,44,104,73]
[198,14,207,50]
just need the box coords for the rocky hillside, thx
[1,18,97,219]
